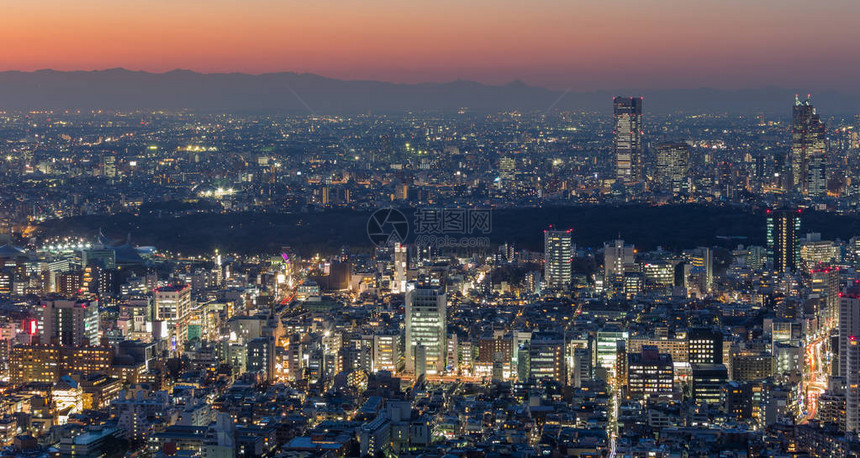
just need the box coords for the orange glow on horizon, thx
[1,0,859,90]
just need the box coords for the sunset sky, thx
[2,0,858,91]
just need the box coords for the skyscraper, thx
[655,142,690,193]
[791,95,827,197]
[405,286,447,375]
[543,229,573,290]
[839,285,860,432]
[614,97,644,183]
[766,209,802,274]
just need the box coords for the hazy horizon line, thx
[0,67,845,95]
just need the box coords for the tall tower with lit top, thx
[791,95,827,197]
[614,97,644,183]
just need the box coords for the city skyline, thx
[0,3,859,457]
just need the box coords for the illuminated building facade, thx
[154,284,192,351]
[839,287,860,432]
[543,229,573,291]
[10,344,112,385]
[39,299,100,347]
[627,346,674,400]
[405,286,447,375]
[614,97,644,183]
[791,96,827,197]
[655,142,690,193]
[766,209,801,274]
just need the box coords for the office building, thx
[60,426,121,458]
[358,414,391,457]
[627,346,674,400]
[691,364,729,404]
[405,286,447,375]
[614,96,644,183]
[527,333,565,383]
[642,261,676,291]
[58,271,83,297]
[722,381,755,420]
[687,327,723,365]
[372,332,400,373]
[628,337,688,364]
[732,352,774,382]
[791,96,827,196]
[800,234,839,268]
[596,327,628,373]
[655,142,690,193]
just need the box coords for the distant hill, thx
[0,69,857,114]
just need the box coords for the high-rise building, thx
[405,286,447,375]
[811,267,840,327]
[791,96,827,196]
[614,97,644,183]
[39,299,100,347]
[766,209,802,274]
[722,381,755,420]
[839,285,860,432]
[543,229,573,290]
[655,142,690,193]
[358,414,391,458]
